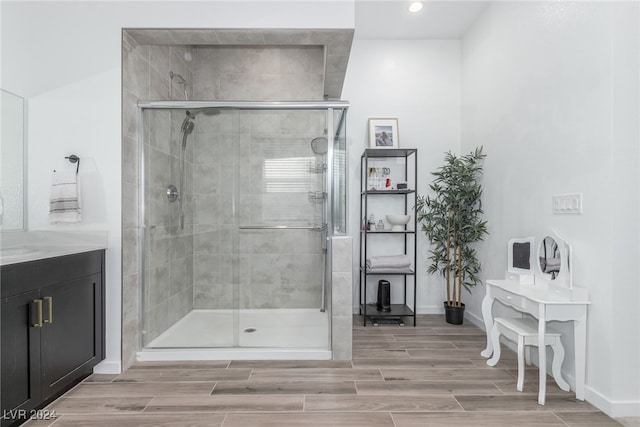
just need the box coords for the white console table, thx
[481,279,590,405]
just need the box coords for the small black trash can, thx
[376,280,391,312]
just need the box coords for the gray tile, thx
[332,272,353,317]
[331,236,353,273]
[332,315,353,361]
[144,395,303,412]
[121,228,139,276]
[82,374,118,383]
[555,412,625,426]
[355,380,502,395]
[354,341,456,350]
[391,411,566,427]
[41,413,225,427]
[380,368,515,381]
[130,361,230,369]
[353,358,476,369]
[65,382,215,398]
[616,417,640,427]
[229,360,352,369]
[223,412,394,427]
[305,395,462,412]
[122,42,149,99]
[455,394,597,411]
[122,273,139,325]
[406,348,494,359]
[114,368,251,383]
[47,396,151,414]
[353,349,412,359]
[212,381,356,395]
[215,29,264,45]
[248,368,381,381]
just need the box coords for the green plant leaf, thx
[416,146,488,304]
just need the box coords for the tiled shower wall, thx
[190,46,328,310]
[191,46,324,100]
[121,32,195,368]
[189,112,327,310]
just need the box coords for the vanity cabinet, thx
[1,250,105,427]
[359,149,417,326]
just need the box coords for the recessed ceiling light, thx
[408,1,424,13]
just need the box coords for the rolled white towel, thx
[366,255,411,270]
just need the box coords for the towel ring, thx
[65,155,80,174]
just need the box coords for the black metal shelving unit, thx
[359,148,417,326]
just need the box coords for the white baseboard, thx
[92,359,121,375]
[585,387,640,418]
[415,305,445,314]
[465,310,485,328]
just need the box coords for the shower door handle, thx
[239,225,327,231]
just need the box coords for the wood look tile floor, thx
[26,315,633,427]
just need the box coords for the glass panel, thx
[332,108,348,235]
[0,89,26,231]
[236,109,329,348]
[140,105,339,352]
[189,108,239,347]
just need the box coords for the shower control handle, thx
[166,185,179,203]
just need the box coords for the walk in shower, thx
[137,101,348,360]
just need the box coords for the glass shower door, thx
[235,108,329,349]
[140,103,346,353]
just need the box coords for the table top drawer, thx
[491,285,525,309]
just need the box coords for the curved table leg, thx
[480,293,495,358]
[487,323,502,366]
[551,339,570,391]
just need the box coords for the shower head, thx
[180,111,195,149]
[169,70,186,85]
[311,136,328,155]
[181,110,196,134]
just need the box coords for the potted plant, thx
[416,147,488,325]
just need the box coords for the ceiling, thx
[355,1,490,39]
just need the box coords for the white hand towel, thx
[49,170,82,223]
[366,255,411,270]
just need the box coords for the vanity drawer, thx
[491,286,525,309]
[1,251,104,298]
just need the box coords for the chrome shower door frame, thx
[137,100,349,353]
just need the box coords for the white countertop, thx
[0,230,108,266]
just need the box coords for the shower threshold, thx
[138,309,331,361]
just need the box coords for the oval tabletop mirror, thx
[538,231,572,288]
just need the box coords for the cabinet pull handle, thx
[44,296,53,324]
[32,299,43,328]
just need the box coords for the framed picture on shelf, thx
[368,118,399,149]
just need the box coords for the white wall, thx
[461,2,639,417]
[1,0,355,374]
[342,39,461,313]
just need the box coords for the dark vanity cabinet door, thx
[40,273,103,402]
[1,250,105,426]
[1,290,42,423]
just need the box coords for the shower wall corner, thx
[330,235,353,360]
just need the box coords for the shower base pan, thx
[138,308,331,361]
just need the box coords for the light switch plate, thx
[552,193,583,214]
